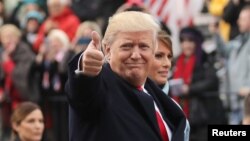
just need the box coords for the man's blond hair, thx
[102,11,160,48]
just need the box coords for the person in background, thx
[71,21,102,54]
[213,5,250,125]
[33,29,70,141]
[22,10,44,50]
[222,0,250,40]
[242,93,250,125]
[33,0,80,53]
[8,0,43,28]
[10,102,44,141]
[149,30,172,94]
[170,27,227,141]
[0,24,38,107]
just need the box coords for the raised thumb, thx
[91,31,101,50]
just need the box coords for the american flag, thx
[143,0,204,26]
[144,0,171,24]
[143,0,205,55]
[126,0,204,55]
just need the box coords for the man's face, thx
[106,31,156,87]
[238,9,250,33]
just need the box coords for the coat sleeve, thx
[65,53,106,117]
[244,47,250,88]
[214,33,235,58]
[12,43,38,102]
[188,62,219,97]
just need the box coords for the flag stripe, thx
[157,0,168,16]
[150,0,156,8]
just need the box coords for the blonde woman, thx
[149,31,172,94]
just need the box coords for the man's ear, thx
[104,44,111,61]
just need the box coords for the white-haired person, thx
[65,11,188,141]
[33,29,70,141]
[33,0,80,53]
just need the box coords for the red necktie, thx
[155,110,169,141]
[137,86,169,141]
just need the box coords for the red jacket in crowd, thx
[33,7,80,52]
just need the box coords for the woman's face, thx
[15,109,44,141]
[181,39,196,57]
[48,37,64,53]
[149,40,172,85]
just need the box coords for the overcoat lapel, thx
[145,79,187,141]
[133,89,163,140]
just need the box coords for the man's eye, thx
[121,43,133,48]
[139,43,150,49]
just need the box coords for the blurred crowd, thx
[0,0,249,141]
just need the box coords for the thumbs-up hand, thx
[81,31,104,76]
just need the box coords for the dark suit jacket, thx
[66,54,188,141]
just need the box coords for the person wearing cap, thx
[22,10,44,49]
[8,0,42,28]
[66,11,188,141]
[170,27,227,141]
